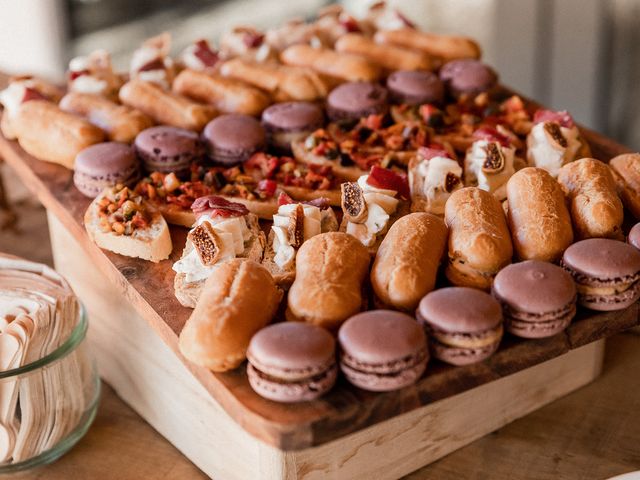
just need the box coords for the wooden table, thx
[2,201,639,479]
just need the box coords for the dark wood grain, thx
[1,94,638,450]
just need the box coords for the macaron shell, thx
[505,307,574,339]
[134,126,203,173]
[203,114,265,165]
[439,59,498,96]
[326,82,389,121]
[628,223,640,250]
[73,142,140,197]
[340,356,427,392]
[386,70,444,105]
[261,101,324,132]
[578,280,640,311]
[73,166,140,198]
[247,363,337,403]
[430,339,499,366]
[562,238,640,282]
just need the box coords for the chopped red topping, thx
[339,15,361,32]
[191,195,249,218]
[257,179,278,197]
[472,126,511,147]
[193,39,219,67]
[418,146,451,161]
[277,192,329,209]
[278,192,294,206]
[242,31,264,48]
[69,70,89,82]
[21,87,47,103]
[245,152,283,179]
[395,10,415,28]
[367,166,410,200]
[138,58,165,72]
[533,109,574,128]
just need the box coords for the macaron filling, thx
[561,264,640,307]
[247,363,337,402]
[340,347,428,376]
[427,324,503,350]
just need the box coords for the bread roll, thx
[286,232,370,330]
[280,44,381,82]
[119,79,216,131]
[371,212,447,311]
[445,187,513,289]
[172,69,271,116]
[507,167,573,262]
[374,28,481,62]
[335,33,434,72]
[59,92,154,143]
[609,153,640,219]
[557,158,624,239]
[179,259,282,372]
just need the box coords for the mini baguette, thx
[179,259,282,372]
[11,100,105,169]
[59,92,154,143]
[119,79,216,131]
[557,158,624,239]
[280,44,381,82]
[335,33,434,72]
[374,28,481,62]
[444,187,513,289]
[220,58,328,102]
[609,153,640,219]
[172,69,271,116]
[506,167,573,262]
[286,232,370,331]
[371,212,447,311]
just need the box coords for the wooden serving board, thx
[1,92,639,478]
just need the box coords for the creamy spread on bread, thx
[527,121,582,177]
[346,175,399,247]
[415,156,462,215]
[130,45,173,89]
[173,214,251,282]
[0,82,28,116]
[271,203,324,269]
[464,140,516,200]
[69,56,109,95]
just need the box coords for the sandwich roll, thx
[444,187,513,290]
[280,44,381,83]
[59,92,154,143]
[220,58,328,102]
[11,100,105,169]
[374,28,481,62]
[507,167,573,262]
[557,158,624,239]
[119,79,216,131]
[179,259,282,372]
[371,212,448,311]
[172,69,271,117]
[609,153,640,219]
[335,33,434,72]
[286,232,370,331]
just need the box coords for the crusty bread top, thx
[445,187,513,272]
[287,232,370,330]
[371,212,448,311]
[178,259,281,372]
[610,153,640,193]
[557,158,624,239]
[506,167,573,262]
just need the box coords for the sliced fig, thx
[481,142,505,173]
[543,122,568,148]
[188,221,221,266]
[287,204,305,248]
[341,182,368,223]
[444,172,461,193]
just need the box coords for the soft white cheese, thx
[70,75,108,95]
[347,175,398,247]
[130,45,172,88]
[271,203,322,269]
[181,45,205,71]
[0,82,26,116]
[69,56,90,72]
[414,156,462,215]
[173,215,251,283]
[464,140,516,200]
[526,122,582,177]
[357,175,397,196]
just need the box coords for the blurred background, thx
[0,0,637,150]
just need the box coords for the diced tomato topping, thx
[472,126,511,147]
[308,163,332,176]
[194,39,219,67]
[367,166,410,200]
[278,192,294,206]
[418,146,451,160]
[69,70,89,82]
[21,87,47,103]
[242,31,264,48]
[339,15,361,32]
[257,179,277,197]
[533,109,574,128]
[245,152,282,178]
[138,58,165,72]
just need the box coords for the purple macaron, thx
[202,114,266,166]
[561,238,640,311]
[134,126,204,175]
[386,70,444,105]
[326,81,389,122]
[73,142,140,198]
[492,260,577,339]
[439,59,498,97]
[246,322,337,403]
[338,310,428,392]
[628,223,640,250]
[417,287,503,366]
[261,101,324,152]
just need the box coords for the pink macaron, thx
[338,310,428,392]
[247,322,337,403]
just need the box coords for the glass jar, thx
[0,305,100,473]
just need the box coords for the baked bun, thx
[374,28,481,62]
[609,153,640,219]
[557,158,624,239]
[286,232,370,331]
[506,167,573,262]
[179,259,282,372]
[444,187,513,289]
[371,212,447,311]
